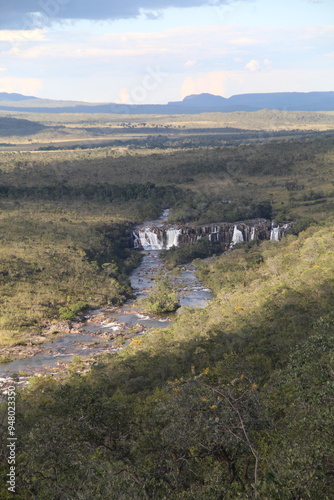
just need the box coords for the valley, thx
[0,108,333,499]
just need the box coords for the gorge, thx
[0,211,213,389]
[0,212,294,388]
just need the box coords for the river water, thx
[0,211,213,387]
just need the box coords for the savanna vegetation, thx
[0,117,333,342]
[139,279,180,315]
[0,117,45,137]
[1,108,334,152]
[0,111,333,498]
[1,220,333,499]
[0,187,179,349]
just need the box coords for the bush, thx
[286,218,316,235]
[161,238,224,266]
[59,301,90,320]
[142,280,180,315]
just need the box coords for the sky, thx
[0,0,333,104]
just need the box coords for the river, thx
[0,210,213,390]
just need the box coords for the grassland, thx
[1,129,333,218]
[1,213,333,499]
[0,110,333,499]
[0,112,333,349]
[0,109,333,152]
[1,108,334,129]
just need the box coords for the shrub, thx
[286,218,317,235]
[161,238,224,266]
[142,280,180,315]
[59,301,90,320]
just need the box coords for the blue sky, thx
[0,0,333,103]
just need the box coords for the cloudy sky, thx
[0,0,333,103]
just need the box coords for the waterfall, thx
[161,209,170,220]
[166,229,181,249]
[133,216,294,251]
[270,226,280,241]
[209,226,219,242]
[133,232,141,249]
[138,230,164,250]
[134,227,181,250]
[231,225,244,247]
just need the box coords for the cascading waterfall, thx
[133,216,294,250]
[166,228,182,249]
[161,209,170,221]
[208,227,219,242]
[133,232,140,249]
[270,226,280,241]
[134,228,181,250]
[138,230,164,250]
[231,225,244,247]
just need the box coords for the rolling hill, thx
[0,116,46,136]
[0,92,38,101]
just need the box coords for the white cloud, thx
[0,67,7,72]
[245,59,261,72]
[180,71,231,98]
[4,25,266,63]
[245,59,273,72]
[7,44,173,59]
[230,37,262,46]
[6,24,331,71]
[296,25,334,41]
[0,77,42,95]
[0,29,46,42]
[8,46,48,58]
[184,60,196,69]
[118,88,130,103]
[0,23,332,103]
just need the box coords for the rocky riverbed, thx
[0,211,213,394]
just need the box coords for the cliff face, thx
[178,221,271,246]
[132,220,293,251]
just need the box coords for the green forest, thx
[0,111,333,499]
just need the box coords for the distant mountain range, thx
[169,92,334,111]
[0,92,38,102]
[0,91,333,114]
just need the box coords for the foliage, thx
[0,114,333,498]
[0,182,182,208]
[141,279,180,315]
[0,204,143,345]
[0,219,333,498]
[0,116,45,137]
[161,238,225,266]
[169,197,272,225]
[285,217,317,235]
[58,301,90,320]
